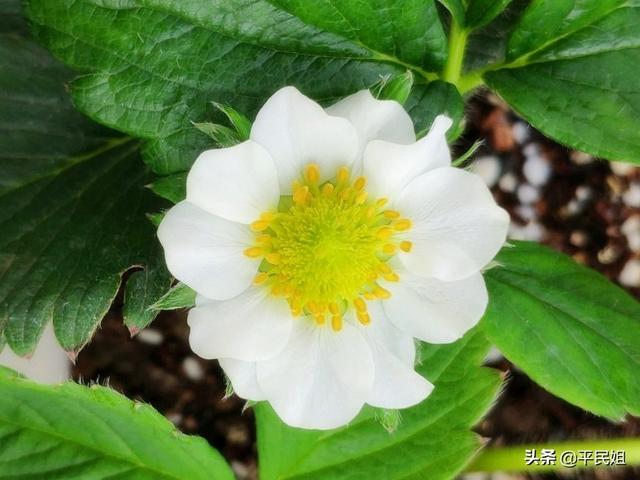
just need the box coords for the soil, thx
[73,92,640,480]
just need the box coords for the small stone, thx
[231,461,250,480]
[523,143,541,159]
[517,183,540,204]
[598,244,622,264]
[182,356,205,381]
[622,215,640,253]
[137,328,163,346]
[498,172,518,192]
[512,121,530,144]
[515,205,536,221]
[166,413,183,426]
[623,182,640,207]
[471,155,501,187]
[570,150,594,165]
[618,259,640,287]
[575,185,592,202]
[523,154,552,187]
[564,199,583,216]
[610,161,636,176]
[569,230,589,248]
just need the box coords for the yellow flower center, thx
[244,164,412,331]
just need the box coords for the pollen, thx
[244,165,412,331]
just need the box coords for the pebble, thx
[137,328,163,346]
[182,356,205,382]
[564,199,583,216]
[575,185,592,202]
[231,461,250,480]
[598,244,622,264]
[623,182,640,207]
[610,161,636,176]
[517,183,540,204]
[570,150,594,165]
[498,172,518,192]
[569,230,589,248]
[622,215,640,253]
[471,155,501,187]
[512,121,530,144]
[523,154,552,186]
[515,205,536,221]
[618,259,640,287]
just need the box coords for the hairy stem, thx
[442,21,468,86]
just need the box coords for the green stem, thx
[466,437,640,473]
[442,21,468,86]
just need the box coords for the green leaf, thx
[256,329,502,480]
[25,0,448,174]
[406,81,464,138]
[0,1,171,355]
[0,372,234,479]
[439,0,513,29]
[376,71,414,105]
[465,0,513,29]
[148,172,187,204]
[150,283,196,311]
[483,241,640,419]
[192,122,242,148]
[212,103,252,141]
[484,0,640,163]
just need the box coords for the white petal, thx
[256,320,374,430]
[359,303,433,409]
[219,358,266,401]
[382,268,488,344]
[157,201,258,300]
[251,87,358,193]
[363,115,453,199]
[188,287,292,361]
[326,90,415,171]
[186,140,280,224]
[397,167,510,281]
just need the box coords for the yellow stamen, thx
[377,227,393,239]
[383,272,400,282]
[363,292,377,300]
[322,183,334,196]
[293,185,309,204]
[394,219,412,231]
[265,252,281,265]
[373,286,391,299]
[382,243,397,255]
[337,166,349,183]
[250,220,270,232]
[357,311,370,325]
[377,263,392,274]
[355,191,368,205]
[315,313,326,325]
[353,297,367,312]
[384,210,401,219]
[260,212,276,221]
[328,303,340,315]
[354,176,366,191]
[244,246,264,258]
[399,241,413,252]
[253,272,269,285]
[256,234,271,245]
[306,164,320,183]
[331,315,343,331]
[376,198,388,208]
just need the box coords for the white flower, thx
[158,87,510,430]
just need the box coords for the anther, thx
[244,246,264,258]
[377,227,393,239]
[253,272,269,285]
[363,292,376,300]
[354,176,366,191]
[377,263,392,274]
[260,212,277,221]
[383,272,400,282]
[394,219,412,231]
[331,315,343,331]
[399,241,413,252]
[355,191,368,205]
[357,311,371,325]
[315,313,326,325]
[306,164,320,183]
[328,303,340,315]
[373,286,391,299]
[376,198,388,208]
[353,297,367,312]
[382,243,397,255]
[256,234,272,245]
[322,183,335,196]
[337,167,350,183]
[250,220,270,232]
[265,252,281,265]
[384,210,401,219]
[293,185,309,204]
